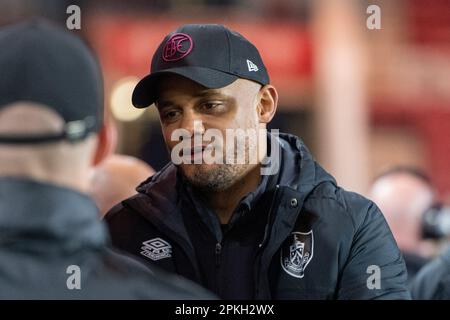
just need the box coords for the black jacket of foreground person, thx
[0,177,214,299]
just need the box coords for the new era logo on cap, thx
[247,59,259,72]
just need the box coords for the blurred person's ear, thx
[92,120,117,166]
[257,85,278,124]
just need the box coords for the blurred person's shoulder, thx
[98,247,216,299]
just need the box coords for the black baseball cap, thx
[0,19,103,144]
[132,24,270,108]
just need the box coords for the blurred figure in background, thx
[89,154,155,217]
[0,20,213,299]
[409,185,450,299]
[410,240,450,299]
[370,167,435,282]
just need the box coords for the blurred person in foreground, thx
[0,20,213,299]
[89,154,155,217]
[370,167,435,283]
[105,24,410,299]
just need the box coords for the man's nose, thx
[180,111,205,136]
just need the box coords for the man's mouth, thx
[191,145,207,157]
[171,143,222,164]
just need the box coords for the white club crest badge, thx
[280,230,314,278]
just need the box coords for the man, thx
[89,154,155,217]
[0,20,213,299]
[370,167,434,283]
[106,24,410,299]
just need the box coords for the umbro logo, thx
[247,59,259,72]
[140,237,172,261]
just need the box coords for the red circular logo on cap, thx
[162,33,193,62]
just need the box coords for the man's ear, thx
[92,119,117,166]
[257,85,278,124]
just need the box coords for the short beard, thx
[180,163,249,192]
[177,135,260,192]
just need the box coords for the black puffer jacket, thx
[0,177,214,299]
[106,133,410,299]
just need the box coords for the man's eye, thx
[162,110,181,121]
[200,102,221,111]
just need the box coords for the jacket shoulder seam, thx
[305,186,362,230]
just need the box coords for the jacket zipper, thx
[215,242,222,267]
[215,242,222,296]
[254,185,279,298]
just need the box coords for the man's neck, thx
[204,165,261,225]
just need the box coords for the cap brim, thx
[132,67,239,108]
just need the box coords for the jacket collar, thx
[274,132,336,193]
[0,177,108,251]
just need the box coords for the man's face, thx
[155,74,263,191]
